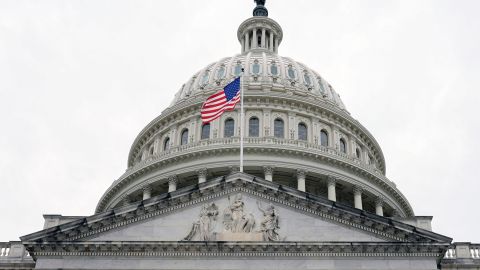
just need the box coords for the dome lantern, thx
[238,1,282,54]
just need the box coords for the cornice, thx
[25,241,449,259]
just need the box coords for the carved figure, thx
[223,194,256,233]
[184,203,219,241]
[257,201,281,241]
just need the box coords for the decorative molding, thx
[25,241,449,258]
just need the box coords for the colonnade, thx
[241,27,279,53]
[135,167,387,217]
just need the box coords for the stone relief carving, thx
[183,203,219,241]
[183,194,283,242]
[223,194,256,233]
[257,201,282,241]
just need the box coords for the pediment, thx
[21,173,451,244]
[90,192,384,242]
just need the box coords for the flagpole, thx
[240,69,245,173]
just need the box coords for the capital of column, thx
[168,175,178,184]
[353,186,363,195]
[375,196,385,207]
[296,169,306,179]
[263,166,274,175]
[327,175,337,186]
[197,168,208,178]
[142,185,152,193]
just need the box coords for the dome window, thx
[201,123,210,140]
[298,123,307,141]
[249,117,260,137]
[318,78,326,96]
[270,63,279,76]
[339,138,347,154]
[320,130,329,147]
[234,62,243,76]
[181,129,189,145]
[356,148,361,159]
[224,118,235,138]
[163,137,170,151]
[252,60,261,75]
[201,71,210,86]
[287,65,296,80]
[216,66,226,79]
[274,118,284,138]
[304,73,312,86]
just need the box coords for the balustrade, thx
[0,242,10,257]
[444,243,480,259]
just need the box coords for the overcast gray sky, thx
[0,0,479,243]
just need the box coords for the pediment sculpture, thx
[183,194,282,242]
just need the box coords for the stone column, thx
[269,33,274,52]
[274,38,279,53]
[197,168,207,184]
[252,28,257,49]
[263,166,273,181]
[327,176,337,202]
[353,186,363,210]
[375,197,384,216]
[142,186,152,200]
[261,28,266,48]
[168,175,178,193]
[297,169,306,192]
[241,37,245,53]
[245,32,250,51]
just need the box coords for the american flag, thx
[201,78,241,124]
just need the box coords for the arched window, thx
[224,118,235,138]
[252,60,260,75]
[234,62,243,76]
[339,138,347,153]
[249,117,259,137]
[274,118,284,138]
[181,129,189,145]
[163,137,170,151]
[287,65,296,79]
[270,63,279,76]
[298,123,307,141]
[201,123,210,140]
[320,130,329,147]
[356,148,361,159]
[216,66,225,79]
[201,71,209,85]
[304,73,312,86]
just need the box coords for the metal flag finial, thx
[253,0,268,17]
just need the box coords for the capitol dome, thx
[95,2,414,218]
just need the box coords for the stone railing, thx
[444,242,480,259]
[0,242,35,270]
[128,137,383,179]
